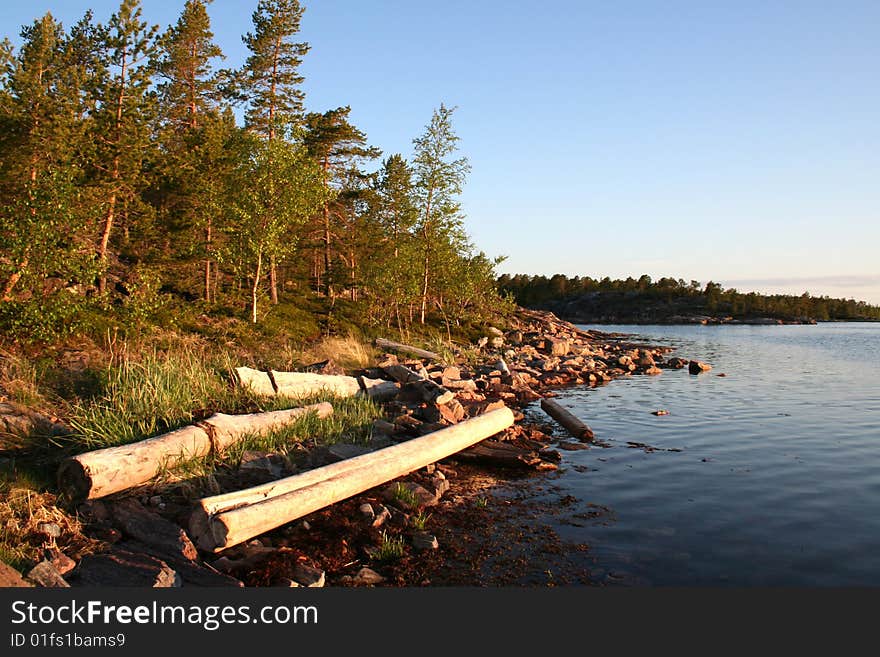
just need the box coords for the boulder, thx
[0,561,32,587]
[688,360,712,375]
[71,550,180,587]
[341,567,386,586]
[26,561,70,588]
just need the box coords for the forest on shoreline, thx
[0,0,507,348]
[500,273,880,323]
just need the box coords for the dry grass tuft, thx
[0,350,46,408]
[298,335,375,372]
[0,484,104,571]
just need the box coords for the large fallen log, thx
[271,371,361,398]
[237,367,397,403]
[375,338,441,361]
[234,367,276,396]
[540,398,594,441]
[190,406,515,552]
[58,403,333,501]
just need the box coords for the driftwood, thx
[58,403,333,501]
[271,371,361,398]
[234,367,276,396]
[190,406,515,552]
[358,376,400,402]
[540,398,595,441]
[457,439,547,469]
[237,366,399,403]
[375,338,441,361]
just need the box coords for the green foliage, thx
[500,274,880,322]
[0,3,508,346]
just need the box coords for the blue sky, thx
[2,1,878,303]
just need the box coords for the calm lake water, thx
[521,322,880,587]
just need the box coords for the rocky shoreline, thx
[1,308,709,588]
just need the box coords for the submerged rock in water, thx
[688,360,712,374]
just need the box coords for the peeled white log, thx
[58,425,212,502]
[204,403,334,451]
[58,403,334,501]
[191,406,515,552]
[234,367,276,396]
[271,371,361,399]
[358,376,400,402]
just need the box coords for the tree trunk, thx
[190,406,515,551]
[420,247,429,324]
[323,202,332,298]
[204,219,212,303]
[269,255,278,305]
[97,187,117,294]
[251,250,262,323]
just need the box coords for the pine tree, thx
[0,13,102,338]
[152,0,226,302]
[303,106,380,296]
[240,0,309,142]
[92,0,158,294]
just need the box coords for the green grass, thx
[410,510,432,531]
[368,530,406,562]
[474,496,489,509]
[389,482,420,510]
[65,347,253,451]
[146,393,382,501]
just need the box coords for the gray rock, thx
[107,499,198,562]
[37,522,62,539]
[359,503,375,519]
[239,450,284,479]
[328,443,373,461]
[432,475,450,498]
[72,550,180,587]
[688,360,712,375]
[292,563,325,588]
[26,561,69,588]
[43,548,76,576]
[411,532,439,551]
[343,567,386,586]
[383,481,438,510]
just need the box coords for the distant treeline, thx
[498,274,880,322]
[0,1,505,343]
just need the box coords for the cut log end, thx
[57,459,93,503]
